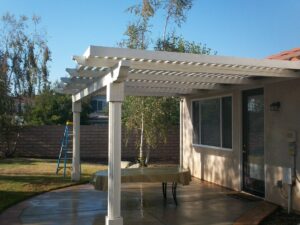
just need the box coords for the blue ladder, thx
[56,121,73,177]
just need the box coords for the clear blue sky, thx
[1,0,300,82]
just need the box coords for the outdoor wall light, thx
[270,101,281,111]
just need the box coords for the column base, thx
[71,172,80,182]
[105,216,123,225]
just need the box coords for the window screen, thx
[192,96,232,149]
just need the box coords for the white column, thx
[180,98,183,169]
[106,82,124,225]
[72,101,81,181]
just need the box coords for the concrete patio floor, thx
[0,179,263,225]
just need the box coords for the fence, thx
[14,125,179,163]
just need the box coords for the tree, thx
[120,1,216,166]
[24,88,92,125]
[0,13,51,157]
[0,13,51,97]
[0,50,20,157]
[123,96,179,165]
[120,1,201,166]
[155,32,216,55]
[119,1,157,49]
[160,0,193,44]
[122,0,194,47]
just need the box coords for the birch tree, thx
[120,1,215,166]
[160,0,193,45]
[120,1,192,166]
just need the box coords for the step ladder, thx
[56,121,73,177]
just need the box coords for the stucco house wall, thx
[182,78,300,211]
[182,89,242,191]
[264,78,300,211]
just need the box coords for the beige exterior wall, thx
[182,90,242,191]
[264,79,300,211]
[182,78,300,211]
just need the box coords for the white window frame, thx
[191,94,233,151]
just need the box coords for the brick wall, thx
[15,125,179,163]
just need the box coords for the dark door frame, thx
[242,88,265,197]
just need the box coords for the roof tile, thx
[268,47,300,60]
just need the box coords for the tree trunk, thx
[162,14,170,49]
[3,126,19,158]
[145,147,151,166]
[139,112,144,166]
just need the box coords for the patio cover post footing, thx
[71,101,81,181]
[105,216,123,225]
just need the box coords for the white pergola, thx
[57,46,300,225]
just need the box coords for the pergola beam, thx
[74,56,300,79]
[124,89,179,97]
[85,46,300,70]
[128,71,253,84]
[125,85,195,95]
[126,80,223,90]
[124,86,211,97]
[72,60,130,102]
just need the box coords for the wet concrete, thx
[0,180,261,225]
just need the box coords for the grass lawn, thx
[0,158,107,213]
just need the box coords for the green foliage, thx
[160,0,193,41]
[155,33,217,55]
[123,0,194,47]
[24,90,71,125]
[162,0,193,26]
[119,21,150,50]
[119,1,156,50]
[123,96,179,149]
[0,13,51,97]
[0,13,52,158]
[0,50,20,158]
[0,51,12,117]
[24,89,92,125]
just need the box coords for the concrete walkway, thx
[0,180,263,225]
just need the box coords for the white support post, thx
[72,101,81,181]
[106,82,124,225]
[180,98,184,169]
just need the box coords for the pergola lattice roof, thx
[57,46,300,100]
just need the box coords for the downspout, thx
[287,132,297,214]
[289,144,297,214]
[180,98,183,169]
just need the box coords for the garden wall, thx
[15,125,179,163]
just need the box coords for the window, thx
[91,99,106,112]
[192,96,232,149]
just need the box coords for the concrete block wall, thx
[14,125,179,163]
